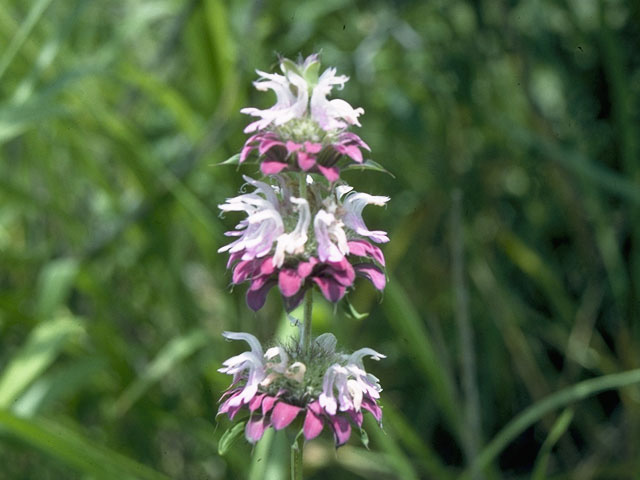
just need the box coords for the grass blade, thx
[531,408,574,480]
[0,316,84,409]
[0,409,170,480]
[0,0,53,81]
[35,258,79,318]
[461,368,640,479]
[110,329,209,417]
[384,278,462,440]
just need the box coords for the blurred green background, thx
[2,0,640,478]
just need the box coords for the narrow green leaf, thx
[381,401,453,479]
[248,427,274,480]
[13,359,106,417]
[359,427,370,450]
[280,58,300,76]
[110,329,209,417]
[119,65,204,141]
[343,297,369,320]
[218,421,246,456]
[0,0,54,81]
[461,368,640,479]
[363,415,420,480]
[0,98,66,144]
[35,258,79,318]
[0,316,84,409]
[531,408,574,480]
[384,279,462,439]
[203,0,236,93]
[497,230,574,324]
[216,153,241,166]
[342,159,395,177]
[303,59,320,85]
[0,409,170,480]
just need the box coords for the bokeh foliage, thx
[1,0,640,478]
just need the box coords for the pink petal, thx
[249,393,266,412]
[232,260,256,284]
[246,279,276,311]
[226,251,244,269]
[261,161,289,175]
[348,409,363,428]
[335,144,363,163]
[245,416,270,443]
[240,145,255,163]
[326,259,356,286]
[338,132,370,151]
[347,240,385,266]
[308,400,323,416]
[249,273,272,292]
[228,404,243,420]
[354,264,386,290]
[262,395,278,415]
[362,397,383,424]
[258,138,285,155]
[217,392,243,420]
[282,288,307,312]
[271,402,302,430]
[304,142,322,153]
[217,390,242,415]
[244,133,261,145]
[303,408,325,441]
[286,141,302,153]
[259,256,276,276]
[239,134,260,162]
[297,258,318,278]
[329,415,352,447]
[317,165,340,183]
[297,152,316,171]
[279,268,303,297]
[312,276,347,303]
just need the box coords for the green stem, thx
[298,172,307,199]
[290,434,304,480]
[292,286,313,479]
[302,289,313,351]
[293,170,311,478]
[451,189,483,480]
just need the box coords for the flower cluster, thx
[218,332,383,446]
[217,54,387,453]
[219,175,387,310]
[239,54,370,182]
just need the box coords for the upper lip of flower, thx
[219,177,390,267]
[241,55,364,134]
[273,197,311,268]
[318,347,385,415]
[218,332,267,407]
[218,176,285,260]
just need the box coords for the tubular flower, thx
[218,333,384,447]
[219,177,388,311]
[238,54,370,182]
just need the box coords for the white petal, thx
[222,331,264,356]
[314,210,348,262]
[347,379,363,411]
